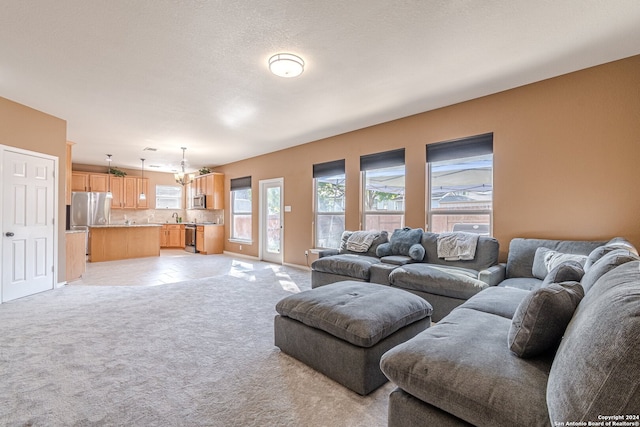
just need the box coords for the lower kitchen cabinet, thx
[196,225,224,254]
[160,224,185,248]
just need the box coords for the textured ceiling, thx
[1,1,640,174]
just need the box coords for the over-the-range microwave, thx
[192,194,206,209]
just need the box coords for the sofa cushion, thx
[498,277,543,291]
[275,281,432,348]
[311,254,381,281]
[389,263,489,300]
[457,286,530,319]
[532,247,588,280]
[379,255,413,266]
[376,227,425,261]
[505,238,603,279]
[508,281,584,358]
[547,261,640,423]
[381,308,553,426]
[420,232,499,271]
[580,248,638,294]
[540,261,585,287]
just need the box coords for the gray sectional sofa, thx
[380,238,640,426]
[312,229,500,321]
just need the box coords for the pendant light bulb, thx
[139,158,146,201]
[106,154,113,199]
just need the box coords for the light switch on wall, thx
[284,205,292,212]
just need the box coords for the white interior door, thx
[259,178,283,264]
[2,149,56,302]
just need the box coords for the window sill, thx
[229,238,253,245]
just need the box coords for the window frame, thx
[426,133,494,235]
[360,149,406,232]
[155,184,183,209]
[230,177,252,243]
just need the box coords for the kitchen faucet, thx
[172,212,179,223]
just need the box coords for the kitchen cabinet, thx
[65,230,86,281]
[89,173,109,192]
[66,142,73,205]
[72,171,111,192]
[196,225,224,254]
[191,173,224,210]
[160,224,185,248]
[89,225,161,262]
[109,176,149,209]
[71,172,89,191]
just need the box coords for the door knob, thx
[5,232,14,237]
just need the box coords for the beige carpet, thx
[0,267,391,426]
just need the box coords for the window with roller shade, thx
[313,159,345,248]
[427,133,493,235]
[230,176,252,241]
[361,148,405,232]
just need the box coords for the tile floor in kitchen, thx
[70,249,312,289]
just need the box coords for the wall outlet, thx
[304,250,309,256]
[239,245,242,251]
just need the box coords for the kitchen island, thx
[89,224,161,262]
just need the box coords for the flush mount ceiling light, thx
[268,53,305,78]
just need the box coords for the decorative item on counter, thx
[199,167,211,175]
[108,167,127,177]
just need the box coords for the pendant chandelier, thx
[174,147,189,186]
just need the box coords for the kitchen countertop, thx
[65,229,87,234]
[89,224,162,228]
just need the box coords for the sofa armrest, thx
[478,263,506,286]
[318,249,339,258]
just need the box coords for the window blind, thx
[426,133,493,163]
[360,148,405,171]
[230,176,251,191]
[313,159,345,178]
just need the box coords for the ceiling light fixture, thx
[174,147,189,186]
[105,154,113,199]
[268,53,305,78]
[139,158,146,201]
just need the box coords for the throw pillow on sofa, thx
[376,227,425,261]
[584,238,638,270]
[508,281,584,358]
[540,261,585,288]
[580,249,639,294]
[532,247,588,280]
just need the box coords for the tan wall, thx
[216,55,640,264]
[0,96,68,282]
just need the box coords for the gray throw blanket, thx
[346,231,377,253]
[437,232,479,261]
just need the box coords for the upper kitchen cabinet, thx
[207,173,224,209]
[109,176,149,210]
[71,171,110,193]
[191,172,224,210]
[71,171,89,192]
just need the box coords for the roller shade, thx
[426,133,493,163]
[360,148,405,171]
[230,176,251,191]
[313,159,345,178]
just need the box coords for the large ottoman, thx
[274,281,432,395]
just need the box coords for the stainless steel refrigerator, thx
[71,192,111,255]
[71,192,111,228]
